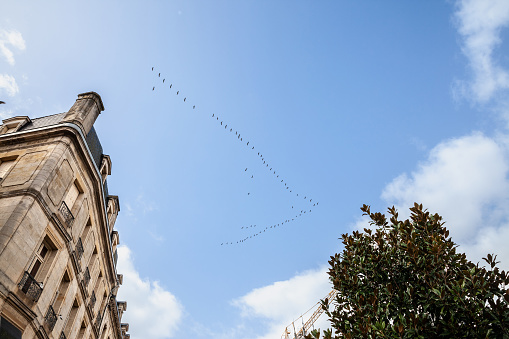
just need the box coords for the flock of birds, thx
[152,67,318,245]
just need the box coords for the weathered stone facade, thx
[0,92,129,338]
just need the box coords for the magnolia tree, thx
[307,203,509,338]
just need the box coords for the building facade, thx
[0,92,129,338]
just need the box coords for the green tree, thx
[308,203,509,338]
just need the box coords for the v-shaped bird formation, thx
[152,67,318,245]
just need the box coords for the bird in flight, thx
[0,101,4,104]
[163,79,165,83]
[212,113,214,117]
[158,73,161,77]
[177,91,179,95]
[193,106,195,109]
[184,97,186,102]
[152,87,155,91]
[170,84,172,88]
[152,67,154,71]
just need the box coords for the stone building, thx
[0,92,129,338]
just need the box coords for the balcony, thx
[83,267,90,287]
[59,201,74,228]
[76,237,84,260]
[18,271,43,302]
[45,305,57,331]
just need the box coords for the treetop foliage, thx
[307,203,509,338]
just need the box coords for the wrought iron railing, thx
[18,271,43,302]
[76,237,84,260]
[83,267,90,287]
[89,291,96,310]
[45,305,57,331]
[59,331,66,339]
[59,201,74,227]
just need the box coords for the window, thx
[29,243,48,278]
[0,158,16,181]
[61,180,83,227]
[0,316,22,339]
[63,298,79,338]
[78,319,87,338]
[20,236,57,302]
[64,182,80,210]
[80,218,93,264]
[99,155,111,185]
[53,271,71,314]
[25,235,57,282]
[82,218,92,242]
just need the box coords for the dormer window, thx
[106,195,120,229]
[99,155,111,185]
[0,116,31,135]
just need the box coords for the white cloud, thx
[454,0,509,102]
[116,246,184,338]
[381,133,509,269]
[233,266,331,339]
[0,29,25,66]
[0,74,19,97]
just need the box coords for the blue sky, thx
[2,1,509,338]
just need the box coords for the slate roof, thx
[19,112,66,132]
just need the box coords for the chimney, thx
[63,92,105,136]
